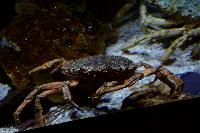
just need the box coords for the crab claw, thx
[28,58,64,75]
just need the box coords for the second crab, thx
[118,0,200,64]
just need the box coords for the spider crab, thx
[13,55,183,128]
[118,0,200,64]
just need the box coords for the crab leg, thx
[90,73,142,98]
[13,82,62,127]
[155,66,184,97]
[122,67,184,109]
[91,62,156,97]
[91,67,157,98]
[122,3,183,52]
[14,88,40,127]
[60,81,79,108]
[94,81,119,95]
[161,27,200,63]
[28,58,64,75]
[35,81,79,127]
[122,27,185,52]
[92,65,184,99]
[140,3,177,29]
[13,81,79,127]
[35,89,59,127]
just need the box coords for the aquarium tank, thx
[0,0,200,132]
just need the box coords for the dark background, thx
[0,0,16,27]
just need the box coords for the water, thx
[1,7,200,133]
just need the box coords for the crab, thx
[118,0,200,64]
[13,55,183,128]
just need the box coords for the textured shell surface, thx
[66,55,133,73]
[146,0,200,20]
